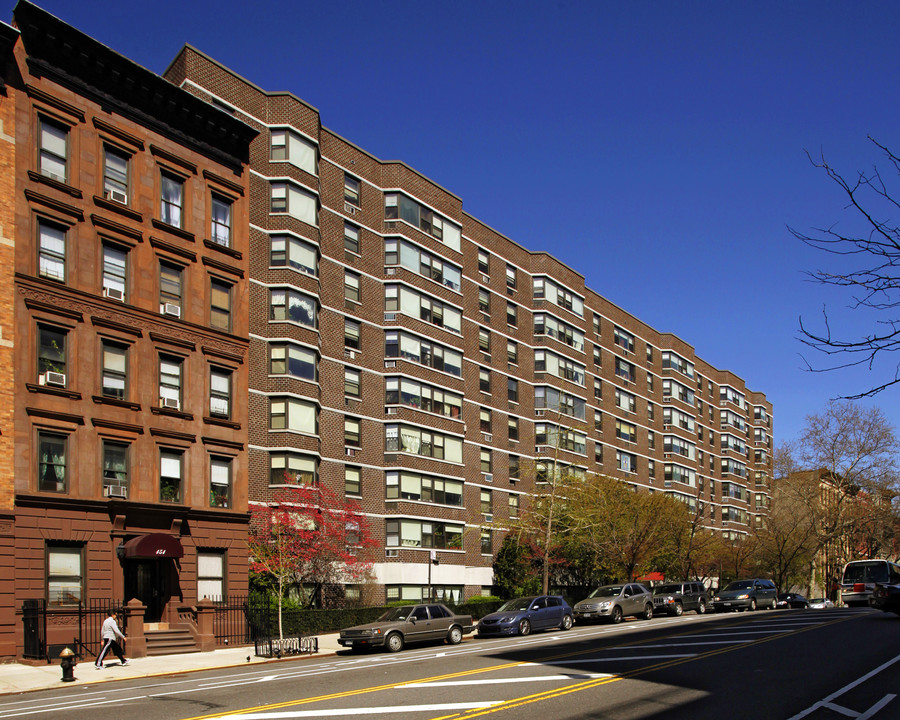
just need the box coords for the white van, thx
[840,559,900,607]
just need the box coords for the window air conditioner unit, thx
[483,473,493,483]
[386,407,399,415]
[345,447,358,457]
[484,514,493,524]
[104,286,124,301]
[384,360,397,368]
[162,303,181,318]
[482,433,493,442]
[105,189,128,204]
[385,267,397,276]
[105,486,127,499]
[160,397,180,410]
[344,349,356,360]
[535,409,545,417]
[481,273,490,284]
[385,548,399,558]
[384,313,396,322]
[344,202,358,215]
[40,371,66,387]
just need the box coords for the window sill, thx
[92,194,143,222]
[151,218,195,243]
[27,170,82,198]
[203,415,241,430]
[204,238,242,260]
[151,405,194,420]
[25,383,81,400]
[92,395,141,411]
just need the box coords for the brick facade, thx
[166,46,773,605]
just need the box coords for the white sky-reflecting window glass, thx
[197,551,224,601]
[38,221,66,282]
[210,195,232,247]
[270,128,317,174]
[47,546,81,605]
[39,118,67,182]
[270,182,318,225]
[102,244,127,297]
[160,173,183,228]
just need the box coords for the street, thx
[1,607,898,720]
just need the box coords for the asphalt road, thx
[2,607,898,720]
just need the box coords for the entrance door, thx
[124,559,169,623]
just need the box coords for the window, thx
[508,378,519,403]
[614,326,635,353]
[615,388,636,413]
[197,551,225,602]
[344,174,360,206]
[384,377,462,417]
[478,288,490,314]
[616,420,637,443]
[160,172,184,228]
[385,425,463,462]
[38,220,66,282]
[509,494,520,517]
[508,417,519,441]
[506,264,517,289]
[269,452,317,486]
[47,545,82,605]
[344,367,361,398]
[385,519,463,550]
[480,529,493,554]
[507,340,518,365]
[270,128,317,173]
[269,343,316,380]
[210,278,232,331]
[38,116,67,182]
[345,466,361,496]
[384,193,461,251]
[345,417,361,447]
[480,408,492,434]
[160,448,183,503]
[593,313,601,335]
[648,431,656,450]
[269,397,318,433]
[385,331,463,377]
[270,234,317,275]
[615,357,635,383]
[616,450,636,474]
[593,346,602,367]
[209,456,231,508]
[344,222,360,254]
[384,238,462,290]
[159,261,183,315]
[533,277,584,317]
[102,441,128,497]
[101,341,127,400]
[479,367,491,393]
[534,313,585,351]
[509,454,520,480]
[269,288,317,328]
[344,271,360,303]
[478,327,491,353]
[594,379,602,399]
[478,250,489,275]
[481,489,493,514]
[386,471,463,505]
[210,195,232,247]
[38,325,67,381]
[506,302,517,327]
[38,432,67,493]
[209,367,232,418]
[481,449,493,474]
[344,319,361,350]
[102,244,127,299]
[103,145,129,200]
[384,285,462,332]
[159,355,183,409]
[270,181,318,225]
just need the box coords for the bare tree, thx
[793,137,900,399]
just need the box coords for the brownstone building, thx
[165,47,773,604]
[0,2,256,659]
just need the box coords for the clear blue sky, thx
[25,0,900,444]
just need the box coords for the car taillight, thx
[853,583,866,592]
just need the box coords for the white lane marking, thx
[398,673,614,687]
[545,654,696,664]
[786,653,900,720]
[219,702,505,718]
[634,640,752,647]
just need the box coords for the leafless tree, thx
[793,137,900,398]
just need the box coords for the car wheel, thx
[560,614,574,631]
[518,618,531,636]
[610,606,624,624]
[749,598,757,611]
[673,602,683,617]
[385,632,404,653]
[446,625,463,645]
[697,599,707,615]
[643,604,654,620]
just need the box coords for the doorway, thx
[124,559,170,623]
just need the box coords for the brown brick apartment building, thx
[0,2,256,659]
[164,47,773,605]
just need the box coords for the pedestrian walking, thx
[95,609,129,668]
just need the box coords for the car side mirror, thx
[409,616,416,624]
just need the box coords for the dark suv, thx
[712,578,777,612]
[652,581,709,616]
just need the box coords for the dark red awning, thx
[121,533,184,559]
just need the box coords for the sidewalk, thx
[0,633,344,695]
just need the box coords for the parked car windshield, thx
[724,580,754,591]
[587,585,623,598]
[377,606,415,621]
[498,597,536,612]
[654,584,683,594]
[809,598,825,604]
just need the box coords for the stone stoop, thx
[143,625,200,656]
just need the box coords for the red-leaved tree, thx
[248,484,377,639]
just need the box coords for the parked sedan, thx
[338,603,474,653]
[476,595,574,637]
[712,579,778,612]
[776,593,808,609]
[574,583,654,624]
[808,597,836,609]
[869,583,900,615]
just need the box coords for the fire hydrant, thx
[59,647,76,682]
